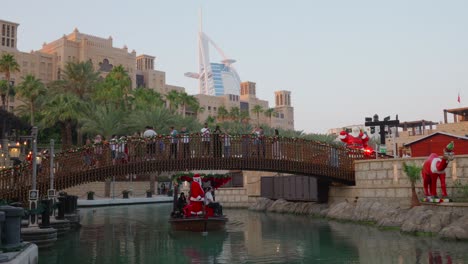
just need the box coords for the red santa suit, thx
[422,153,450,197]
[185,174,205,216]
[339,127,369,150]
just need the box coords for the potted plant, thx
[122,190,130,199]
[402,162,422,207]
[87,191,95,200]
[146,189,152,198]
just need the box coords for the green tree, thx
[41,93,85,149]
[165,90,181,112]
[107,65,131,109]
[131,88,164,111]
[80,104,128,139]
[240,110,250,124]
[264,108,276,127]
[61,61,100,100]
[15,75,46,125]
[402,162,422,207]
[251,105,264,126]
[178,91,199,118]
[229,107,240,122]
[216,106,229,122]
[0,53,20,110]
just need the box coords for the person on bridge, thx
[213,125,222,158]
[180,127,190,159]
[169,126,178,159]
[201,123,211,157]
[143,126,157,159]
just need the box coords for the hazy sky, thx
[3,0,467,133]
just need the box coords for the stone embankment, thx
[249,198,468,240]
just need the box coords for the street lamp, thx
[8,142,21,166]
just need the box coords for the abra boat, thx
[169,173,231,232]
[169,215,228,232]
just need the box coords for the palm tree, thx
[0,80,8,110]
[131,88,164,110]
[15,75,46,125]
[402,162,422,207]
[264,108,276,127]
[41,93,84,149]
[107,65,131,109]
[240,110,250,124]
[165,90,181,112]
[62,61,100,100]
[251,105,264,126]
[80,104,128,139]
[178,92,199,118]
[229,107,240,123]
[126,107,175,133]
[217,106,229,122]
[205,115,216,127]
[0,53,20,110]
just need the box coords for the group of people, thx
[173,174,223,218]
[81,125,283,168]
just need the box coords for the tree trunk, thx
[1,95,6,110]
[65,120,73,149]
[60,122,68,150]
[30,101,34,126]
[411,185,421,207]
[149,172,156,194]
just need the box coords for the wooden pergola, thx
[444,107,468,123]
[397,120,438,136]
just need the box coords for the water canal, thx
[39,204,468,263]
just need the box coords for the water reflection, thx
[39,204,468,264]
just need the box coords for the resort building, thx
[0,19,185,112]
[1,18,294,130]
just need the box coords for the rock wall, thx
[250,198,468,240]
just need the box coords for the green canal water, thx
[39,204,468,264]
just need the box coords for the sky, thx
[2,0,467,133]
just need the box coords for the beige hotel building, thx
[0,19,294,131]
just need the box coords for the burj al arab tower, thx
[185,12,241,96]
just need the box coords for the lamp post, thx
[29,126,39,227]
[48,139,56,200]
[8,142,21,166]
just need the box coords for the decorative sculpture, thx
[421,141,454,199]
[184,174,205,216]
[339,127,373,154]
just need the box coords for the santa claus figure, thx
[339,127,370,150]
[422,142,454,198]
[184,174,205,216]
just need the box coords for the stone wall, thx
[62,181,155,199]
[215,188,249,208]
[330,155,468,208]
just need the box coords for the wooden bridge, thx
[0,135,367,203]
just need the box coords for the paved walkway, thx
[78,195,173,207]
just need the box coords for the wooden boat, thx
[169,173,231,232]
[169,216,228,232]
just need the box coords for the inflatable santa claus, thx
[339,127,370,150]
[422,141,454,198]
[184,174,205,216]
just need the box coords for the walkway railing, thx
[0,134,367,203]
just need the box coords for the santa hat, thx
[193,174,202,184]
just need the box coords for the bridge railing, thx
[0,134,368,202]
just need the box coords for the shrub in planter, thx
[87,191,95,200]
[167,189,173,197]
[122,190,130,199]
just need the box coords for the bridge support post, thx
[104,178,111,198]
[150,172,157,194]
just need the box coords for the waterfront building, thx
[0,19,184,112]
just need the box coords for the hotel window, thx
[1,38,4,46]
[11,26,14,38]
[6,25,10,37]
[6,39,9,47]
[1,25,4,36]
[11,40,14,47]
[208,106,211,110]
